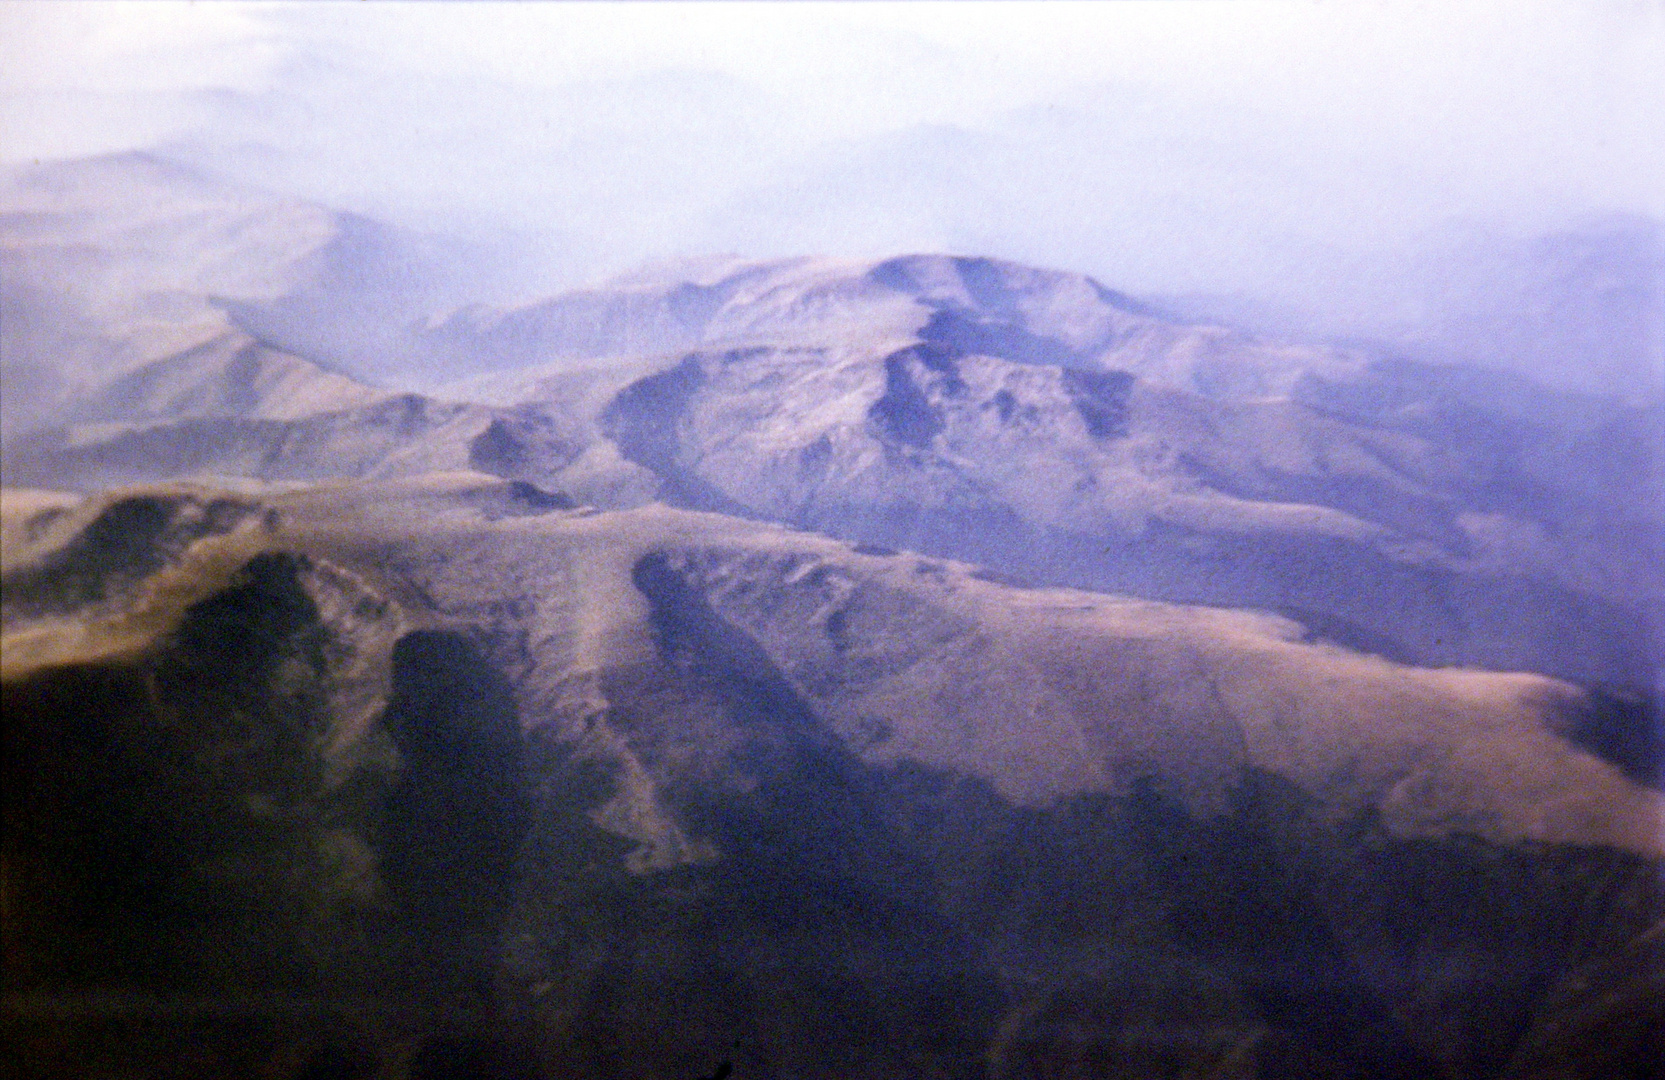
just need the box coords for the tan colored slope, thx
[0,488,83,567]
[3,474,1659,863]
[1,154,341,394]
[67,330,388,424]
[674,542,1658,850]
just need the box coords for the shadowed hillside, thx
[3,478,1661,1077]
[3,154,1661,1078]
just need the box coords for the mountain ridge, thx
[4,473,1661,1077]
[3,151,1661,1079]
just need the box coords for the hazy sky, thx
[2,1,1661,305]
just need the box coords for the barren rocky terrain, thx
[3,154,1661,1078]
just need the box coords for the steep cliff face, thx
[4,478,1660,1078]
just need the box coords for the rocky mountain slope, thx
[8,240,1659,688]
[4,477,1661,1078]
[3,155,1661,1078]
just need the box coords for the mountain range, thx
[3,152,1661,1078]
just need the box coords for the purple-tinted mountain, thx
[4,155,1661,1079]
